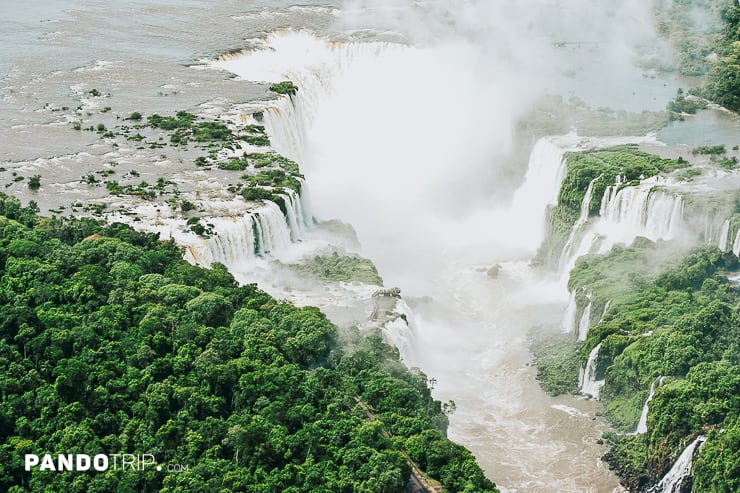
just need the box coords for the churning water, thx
[3,2,715,491]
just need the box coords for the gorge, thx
[1,1,740,492]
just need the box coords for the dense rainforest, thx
[530,132,740,491]
[576,243,740,492]
[703,3,740,111]
[538,238,740,492]
[653,0,740,112]
[0,194,497,493]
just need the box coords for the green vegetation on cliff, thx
[269,81,299,96]
[654,0,731,76]
[534,146,689,267]
[565,242,739,491]
[289,252,384,285]
[0,194,497,493]
[532,333,581,395]
[703,4,740,112]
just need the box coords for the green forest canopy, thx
[0,194,497,493]
[568,242,740,492]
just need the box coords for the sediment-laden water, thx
[4,2,739,492]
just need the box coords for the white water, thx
[214,32,408,166]
[0,3,710,490]
[380,299,418,366]
[718,219,730,251]
[719,219,740,256]
[577,297,592,341]
[184,214,259,266]
[560,176,684,275]
[599,300,612,324]
[562,290,578,334]
[559,174,602,271]
[183,191,309,268]
[647,436,706,493]
[635,376,663,434]
[283,187,311,241]
[216,30,626,493]
[263,97,307,166]
[510,137,569,250]
[597,178,684,243]
[579,343,605,399]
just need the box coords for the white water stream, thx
[215,31,624,492]
[647,436,706,493]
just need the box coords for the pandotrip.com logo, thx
[25,454,189,473]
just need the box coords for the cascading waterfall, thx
[578,342,605,399]
[599,300,611,323]
[599,175,623,216]
[380,299,418,366]
[716,217,740,256]
[215,30,634,491]
[635,376,664,434]
[597,179,683,244]
[184,200,298,268]
[184,215,258,266]
[509,137,569,250]
[577,295,592,341]
[214,31,406,168]
[559,174,602,271]
[282,188,311,241]
[560,176,684,276]
[262,98,307,164]
[718,219,730,251]
[562,290,578,334]
[253,201,293,254]
[647,436,707,493]
[603,179,683,242]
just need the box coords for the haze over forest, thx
[1,1,739,492]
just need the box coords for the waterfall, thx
[579,343,605,399]
[562,290,578,334]
[647,436,707,493]
[184,215,258,266]
[262,96,307,164]
[254,201,293,254]
[577,297,592,341]
[381,299,418,366]
[184,201,294,268]
[559,177,684,277]
[510,137,569,250]
[214,31,405,167]
[559,175,603,270]
[597,179,683,245]
[721,218,740,256]
[718,219,730,251]
[599,300,611,324]
[282,188,311,241]
[562,290,596,339]
[635,376,663,434]
[712,216,740,255]
[599,175,622,216]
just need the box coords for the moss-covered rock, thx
[531,332,582,395]
[289,252,384,285]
